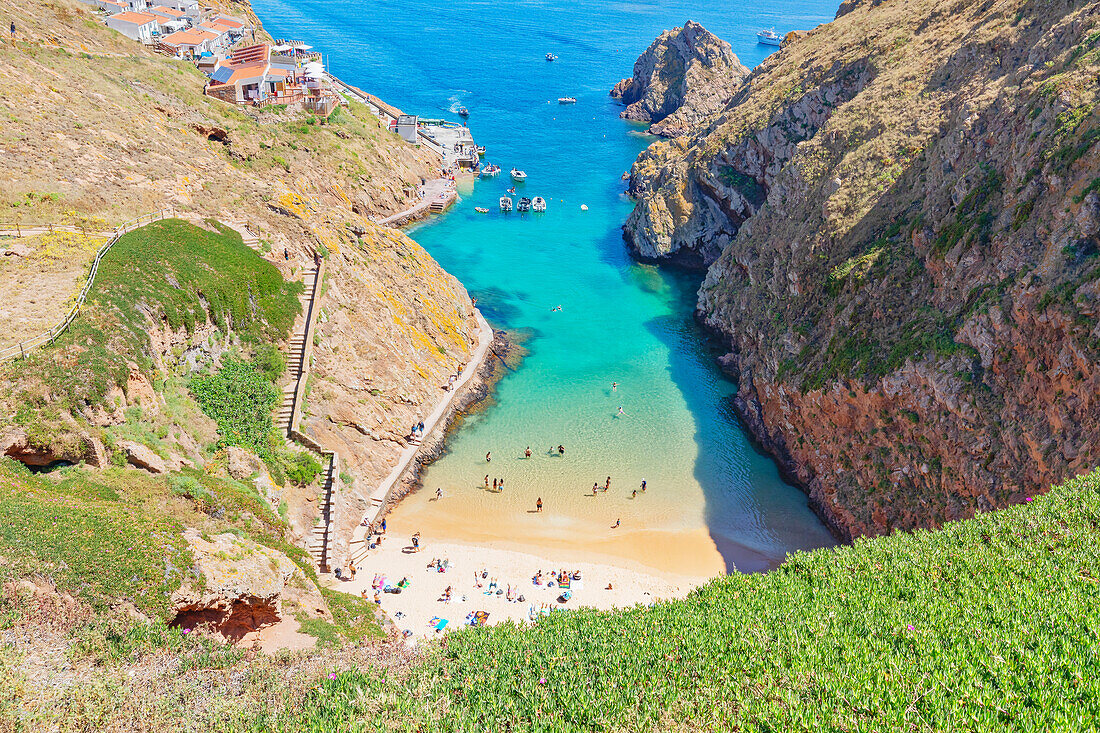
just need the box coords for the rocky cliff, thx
[624,0,1100,539]
[0,0,477,561]
[610,20,749,138]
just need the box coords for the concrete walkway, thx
[376,179,455,227]
[347,310,494,566]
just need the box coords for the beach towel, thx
[435,618,449,631]
[558,576,571,589]
[473,611,490,626]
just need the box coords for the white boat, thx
[499,196,513,212]
[510,168,527,182]
[517,196,532,212]
[545,53,557,61]
[531,196,547,212]
[480,164,501,177]
[757,29,783,46]
[475,207,489,213]
[557,97,577,104]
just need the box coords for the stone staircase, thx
[275,265,318,433]
[308,454,339,572]
[222,220,262,253]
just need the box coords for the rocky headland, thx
[610,20,749,138]
[622,0,1100,539]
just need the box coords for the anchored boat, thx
[557,97,577,104]
[499,196,513,212]
[475,207,489,214]
[532,196,547,212]
[480,164,501,177]
[517,196,532,212]
[757,29,782,46]
[510,168,527,182]
[545,53,557,61]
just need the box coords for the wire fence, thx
[0,210,171,363]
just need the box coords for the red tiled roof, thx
[160,28,217,46]
[212,16,246,29]
[148,6,186,17]
[109,11,158,25]
[227,43,268,65]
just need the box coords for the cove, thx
[251,0,841,578]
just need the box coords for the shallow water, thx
[252,0,841,576]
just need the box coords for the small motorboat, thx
[531,196,547,212]
[480,164,501,177]
[475,207,489,214]
[499,196,513,212]
[475,145,486,155]
[517,196,532,212]
[580,204,589,211]
[557,97,577,104]
[757,29,783,46]
[511,168,527,182]
[458,106,470,117]
[545,53,557,61]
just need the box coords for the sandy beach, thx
[332,534,711,642]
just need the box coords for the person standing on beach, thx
[592,482,599,495]
[493,478,498,491]
[558,445,565,457]
[485,475,490,488]
[525,447,532,459]
[605,477,611,491]
[632,489,637,499]
[412,532,420,552]
[612,518,620,529]
[499,478,505,492]
[640,480,646,492]
[436,487,443,500]
[536,497,543,512]
[486,451,492,463]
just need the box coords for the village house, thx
[204,44,298,106]
[144,5,189,32]
[149,0,200,18]
[157,26,217,57]
[104,10,159,43]
[92,0,128,14]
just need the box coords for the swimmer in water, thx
[617,406,626,416]
[612,382,618,391]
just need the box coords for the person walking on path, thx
[381,517,387,534]
[9,22,14,40]
[536,497,543,512]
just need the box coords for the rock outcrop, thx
[171,530,329,642]
[610,20,749,138]
[624,0,1100,540]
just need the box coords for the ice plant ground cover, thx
[284,469,1100,731]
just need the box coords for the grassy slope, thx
[4,218,301,457]
[284,469,1100,732]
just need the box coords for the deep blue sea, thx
[252,0,841,576]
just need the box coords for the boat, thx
[517,196,532,212]
[475,145,486,155]
[475,207,489,213]
[545,53,557,61]
[580,204,589,211]
[757,29,783,46]
[499,196,513,212]
[531,196,547,212]
[480,164,501,177]
[557,97,577,104]
[458,106,469,117]
[510,168,527,182]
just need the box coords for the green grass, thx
[280,468,1100,732]
[0,459,190,618]
[190,358,279,459]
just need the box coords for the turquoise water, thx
[252,0,840,574]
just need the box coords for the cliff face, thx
[610,20,749,138]
[625,0,1100,540]
[0,0,476,552]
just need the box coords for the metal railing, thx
[0,210,172,363]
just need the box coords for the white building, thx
[104,11,159,43]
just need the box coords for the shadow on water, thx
[640,269,836,574]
